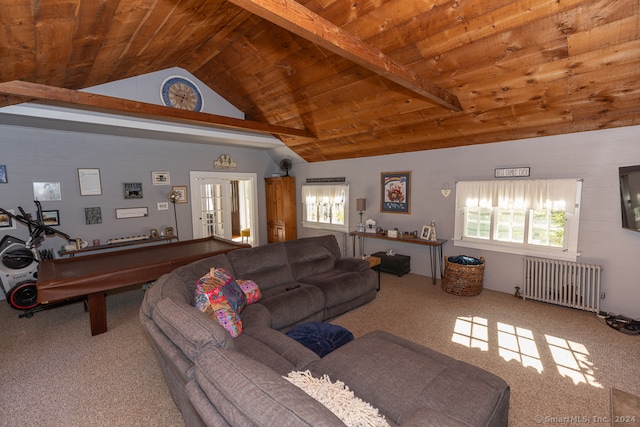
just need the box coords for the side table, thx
[364,255,381,291]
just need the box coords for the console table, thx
[37,237,248,336]
[349,231,446,285]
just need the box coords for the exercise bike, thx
[0,201,74,313]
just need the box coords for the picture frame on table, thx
[380,171,411,214]
[419,225,432,241]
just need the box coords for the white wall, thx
[294,126,640,319]
[0,126,276,254]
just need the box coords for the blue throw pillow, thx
[286,322,354,357]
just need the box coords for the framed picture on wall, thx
[40,210,60,226]
[152,171,170,185]
[124,183,143,199]
[0,165,7,183]
[78,168,102,196]
[33,182,62,201]
[380,171,411,214]
[171,186,188,203]
[0,210,15,229]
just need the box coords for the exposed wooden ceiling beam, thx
[0,80,316,139]
[227,0,462,112]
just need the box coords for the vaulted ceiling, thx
[1,0,638,162]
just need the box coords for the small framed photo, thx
[381,171,411,214]
[152,171,170,186]
[85,207,103,225]
[420,225,432,241]
[78,168,102,196]
[40,210,60,226]
[0,165,7,183]
[165,226,175,237]
[0,210,15,229]
[149,228,159,239]
[115,207,149,219]
[33,182,62,201]
[172,186,188,203]
[124,182,143,199]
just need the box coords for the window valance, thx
[456,179,579,213]
[302,184,347,203]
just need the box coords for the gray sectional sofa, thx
[140,235,510,426]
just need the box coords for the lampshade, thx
[356,198,366,211]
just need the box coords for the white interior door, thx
[190,171,259,245]
[194,178,231,239]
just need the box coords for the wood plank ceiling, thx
[1,0,638,162]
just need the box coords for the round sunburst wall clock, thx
[160,76,204,112]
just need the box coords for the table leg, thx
[438,244,444,278]
[352,234,356,257]
[86,292,108,336]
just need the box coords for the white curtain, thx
[456,179,579,213]
[302,184,349,229]
[302,184,346,203]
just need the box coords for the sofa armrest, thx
[335,257,369,272]
[194,348,344,426]
[243,325,320,370]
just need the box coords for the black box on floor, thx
[371,251,411,277]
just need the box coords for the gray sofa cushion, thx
[152,298,234,362]
[194,348,345,427]
[312,330,509,426]
[285,235,341,280]
[257,283,325,331]
[243,325,320,371]
[228,243,295,290]
[301,269,376,309]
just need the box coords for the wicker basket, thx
[441,256,485,296]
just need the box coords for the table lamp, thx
[356,198,366,232]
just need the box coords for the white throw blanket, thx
[283,370,390,427]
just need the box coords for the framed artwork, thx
[172,185,188,203]
[124,182,143,199]
[380,171,411,214]
[40,210,60,226]
[419,225,432,241]
[0,210,15,229]
[115,207,149,219]
[85,207,103,225]
[152,171,170,185]
[33,182,62,201]
[0,165,7,183]
[78,168,102,196]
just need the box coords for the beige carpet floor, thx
[1,273,639,426]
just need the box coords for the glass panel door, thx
[194,179,231,239]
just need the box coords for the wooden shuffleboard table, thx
[37,236,249,335]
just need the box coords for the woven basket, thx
[441,256,485,296]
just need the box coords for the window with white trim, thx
[454,179,582,261]
[301,184,349,232]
